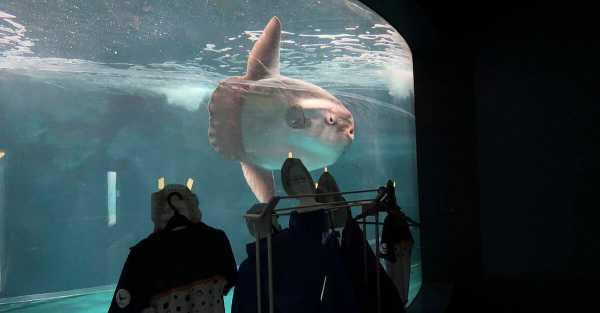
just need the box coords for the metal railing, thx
[243,181,409,313]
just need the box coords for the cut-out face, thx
[151,184,201,232]
[282,160,315,197]
[286,173,315,196]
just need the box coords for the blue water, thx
[0,0,419,311]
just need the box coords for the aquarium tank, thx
[0,0,420,312]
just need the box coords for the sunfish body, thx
[208,17,355,203]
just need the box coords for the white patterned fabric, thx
[149,276,227,313]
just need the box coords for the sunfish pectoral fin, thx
[241,161,275,203]
[245,16,281,81]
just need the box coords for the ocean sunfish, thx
[207,17,355,203]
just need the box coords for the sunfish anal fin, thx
[241,161,275,203]
[245,16,281,81]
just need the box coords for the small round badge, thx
[116,289,131,308]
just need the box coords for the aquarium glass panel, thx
[0,1,420,312]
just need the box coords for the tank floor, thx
[0,291,234,313]
[0,266,420,313]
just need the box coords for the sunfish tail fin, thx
[245,16,281,80]
[241,161,275,203]
[208,76,248,160]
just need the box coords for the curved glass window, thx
[0,1,419,311]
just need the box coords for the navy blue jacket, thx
[320,231,360,313]
[232,210,327,313]
[340,218,406,313]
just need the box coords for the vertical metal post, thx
[254,223,262,313]
[375,209,381,313]
[362,212,368,286]
[266,204,274,313]
[0,151,6,294]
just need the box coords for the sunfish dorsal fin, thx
[241,161,275,203]
[245,16,281,81]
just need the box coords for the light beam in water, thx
[107,172,117,227]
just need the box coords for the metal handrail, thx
[275,188,381,199]
[273,198,378,214]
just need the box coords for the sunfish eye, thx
[286,105,307,129]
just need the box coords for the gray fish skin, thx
[208,17,354,203]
